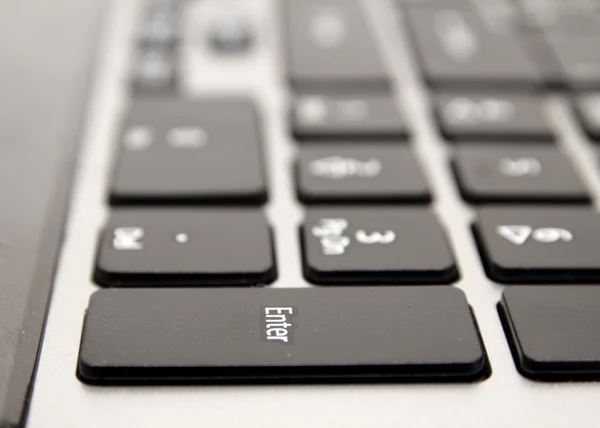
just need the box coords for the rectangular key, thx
[500,286,600,380]
[434,93,553,141]
[297,146,430,203]
[77,287,487,384]
[453,146,589,203]
[111,99,267,204]
[544,36,600,89]
[95,209,276,287]
[474,208,600,283]
[285,0,389,91]
[405,8,542,88]
[293,94,408,140]
[302,208,457,284]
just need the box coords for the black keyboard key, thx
[132,49,177,93]
[302,208,458,284]
[405,8,541,88]
[575,93,600,140]
[474,208,600,283]
[517,0,600,37]
[293,94,408,140]
[111,99,267,204]
[297,146,430,203]
[435,93,553,141]
[453,146,589,203]
[285,0,389,91]
[499,286,600,380]
[78,287,487,384]
[94,209,276,286]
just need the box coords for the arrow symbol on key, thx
[497,225,532,246]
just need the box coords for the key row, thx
[96,207,600,287]
[77,285,600,384]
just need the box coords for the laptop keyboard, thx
[72,0,600,388]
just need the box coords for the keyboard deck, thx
[27,0,600,426]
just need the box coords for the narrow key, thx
[474,208,600,283]
[285,0,389,91]
[405,7,542,88]
[111,99,267,204]
[500,286,600,380]
[575,93,600,140]
[453,146,589,203]
[435,93,553,141]
[94,209,276,286]
[77,287,487,384]
[293,94,408,140]
[302,208,458,284]
[297,146,430,204]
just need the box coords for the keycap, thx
[302,208,458,284]
[111,99,267,204]
[297,146,430,203]
[544,36,600,89]
[132,49,177,93]
[209,16,254,53]
[139,14,178,48]
[285,0,389,91]
[575,93,600,140]
[77,287,487,384]
[405,8,542,88]
[292,94,408,140]
[499,286,600,380]
[474,208,600,283]
[434,93,553,141]
[94,209,276,287]
[517,0,600,37]
[453,146,589,203]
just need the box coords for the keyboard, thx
[3,0,600,426]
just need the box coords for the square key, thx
[95,209,276,287]
[475,208,600,283]
[453,146,589,203]
[297,146,430,204]
[111,99,267,204]
[302,208,458,284]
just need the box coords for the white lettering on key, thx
[113,227,145,250]
[355,230,396,244]
[497,225,573,246]
[312,218,351,255]
[264,307,294,343]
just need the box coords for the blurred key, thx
[297,146,430,203]
[453,146,589,203]
[111,99,267,204]
[405,7,541,88]
[132,49,176,93]
[293,94,407,140]
[544,36,600,89]
[285,0,389,91]
[435,93,553,141]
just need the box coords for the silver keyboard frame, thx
[28,1,600,427]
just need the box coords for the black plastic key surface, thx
[111,99,267,204]
[297,146,430,204]
[95,209,276,287]
[475,208,600,283]
[293,94,408,140]
[302,208,458,284]
[544,36,600,89]
[435,94,553,141]
[453,146,589,203]
[285,0,389,91]
[575,94,600,140]
[500,286,600,380]
[78,287,487,384]
[405,7,541,88]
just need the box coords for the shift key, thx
[285,0,389,91]
[78,287,488,383]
